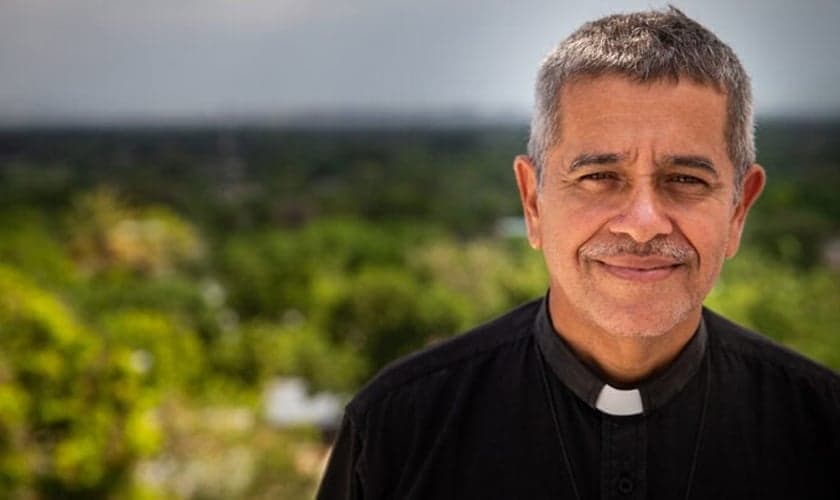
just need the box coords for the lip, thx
[594,258,683,283]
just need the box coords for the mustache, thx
[580,237,696,262]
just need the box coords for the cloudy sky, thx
[1,0,839,126]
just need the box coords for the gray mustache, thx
[580,238,696,262]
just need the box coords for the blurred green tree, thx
[706,250,840,369]
[0,265,160,498]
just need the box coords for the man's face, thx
[515,75,765,338]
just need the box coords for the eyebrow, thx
[660,155,719,176]
[567,152,720,177]
[569,152,624,171]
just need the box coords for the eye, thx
[668,175,706,185]
[579,172,618,182]
[575,171,621,193]
[664,174,713,197]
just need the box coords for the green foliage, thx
[218,219,547,388]
[0,208,79,287]
[98,309,205,391]
[0,265,158,497]
[408,238,547,326]
[707,250,840,368]
[316,268,464,381]
[66,188,205,277]
[218,218,432,319]
[212,321,364,394]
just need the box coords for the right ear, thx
[513,155,542,250]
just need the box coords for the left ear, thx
[725,164,766,258]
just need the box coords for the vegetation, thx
[0,121,838,498]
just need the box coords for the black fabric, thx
[317,297,840,500]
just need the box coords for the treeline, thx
[0,122,838,498]
[0,127,527,235]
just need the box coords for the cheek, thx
[538,200,607,262]
[674,209,733,266]
[540,192,614,230]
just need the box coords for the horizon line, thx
[1,109,839,132]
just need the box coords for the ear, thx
[725,164,766,258]
[513,155,543,249]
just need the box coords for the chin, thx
[583,299,696,338]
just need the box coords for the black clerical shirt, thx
[318,297,840,499]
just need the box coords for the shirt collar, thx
[534,296,708,416]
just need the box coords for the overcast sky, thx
[1,0,839,126]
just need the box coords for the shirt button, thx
[617,476,634,495]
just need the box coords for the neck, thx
[548,300,701,387]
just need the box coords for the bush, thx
[0,265,160,497]
[706,250,840,369]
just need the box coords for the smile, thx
[594,258,683,283]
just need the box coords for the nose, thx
[606,183,673,243]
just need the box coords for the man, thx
[318,7,840,499]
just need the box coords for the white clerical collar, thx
[534,296,708,416]
[595,385,644,416]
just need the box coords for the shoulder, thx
[703,307,840,395]
[346,297,542,421]
[702,308,840,468]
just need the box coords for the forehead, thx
[553,75,729,160]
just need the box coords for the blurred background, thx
[1,1,839,498]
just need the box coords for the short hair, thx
[528,6,754,192]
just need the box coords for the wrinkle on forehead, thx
[547,75,732,180]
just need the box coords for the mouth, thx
[593,258,684,283]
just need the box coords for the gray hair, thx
[528,6,754,192]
